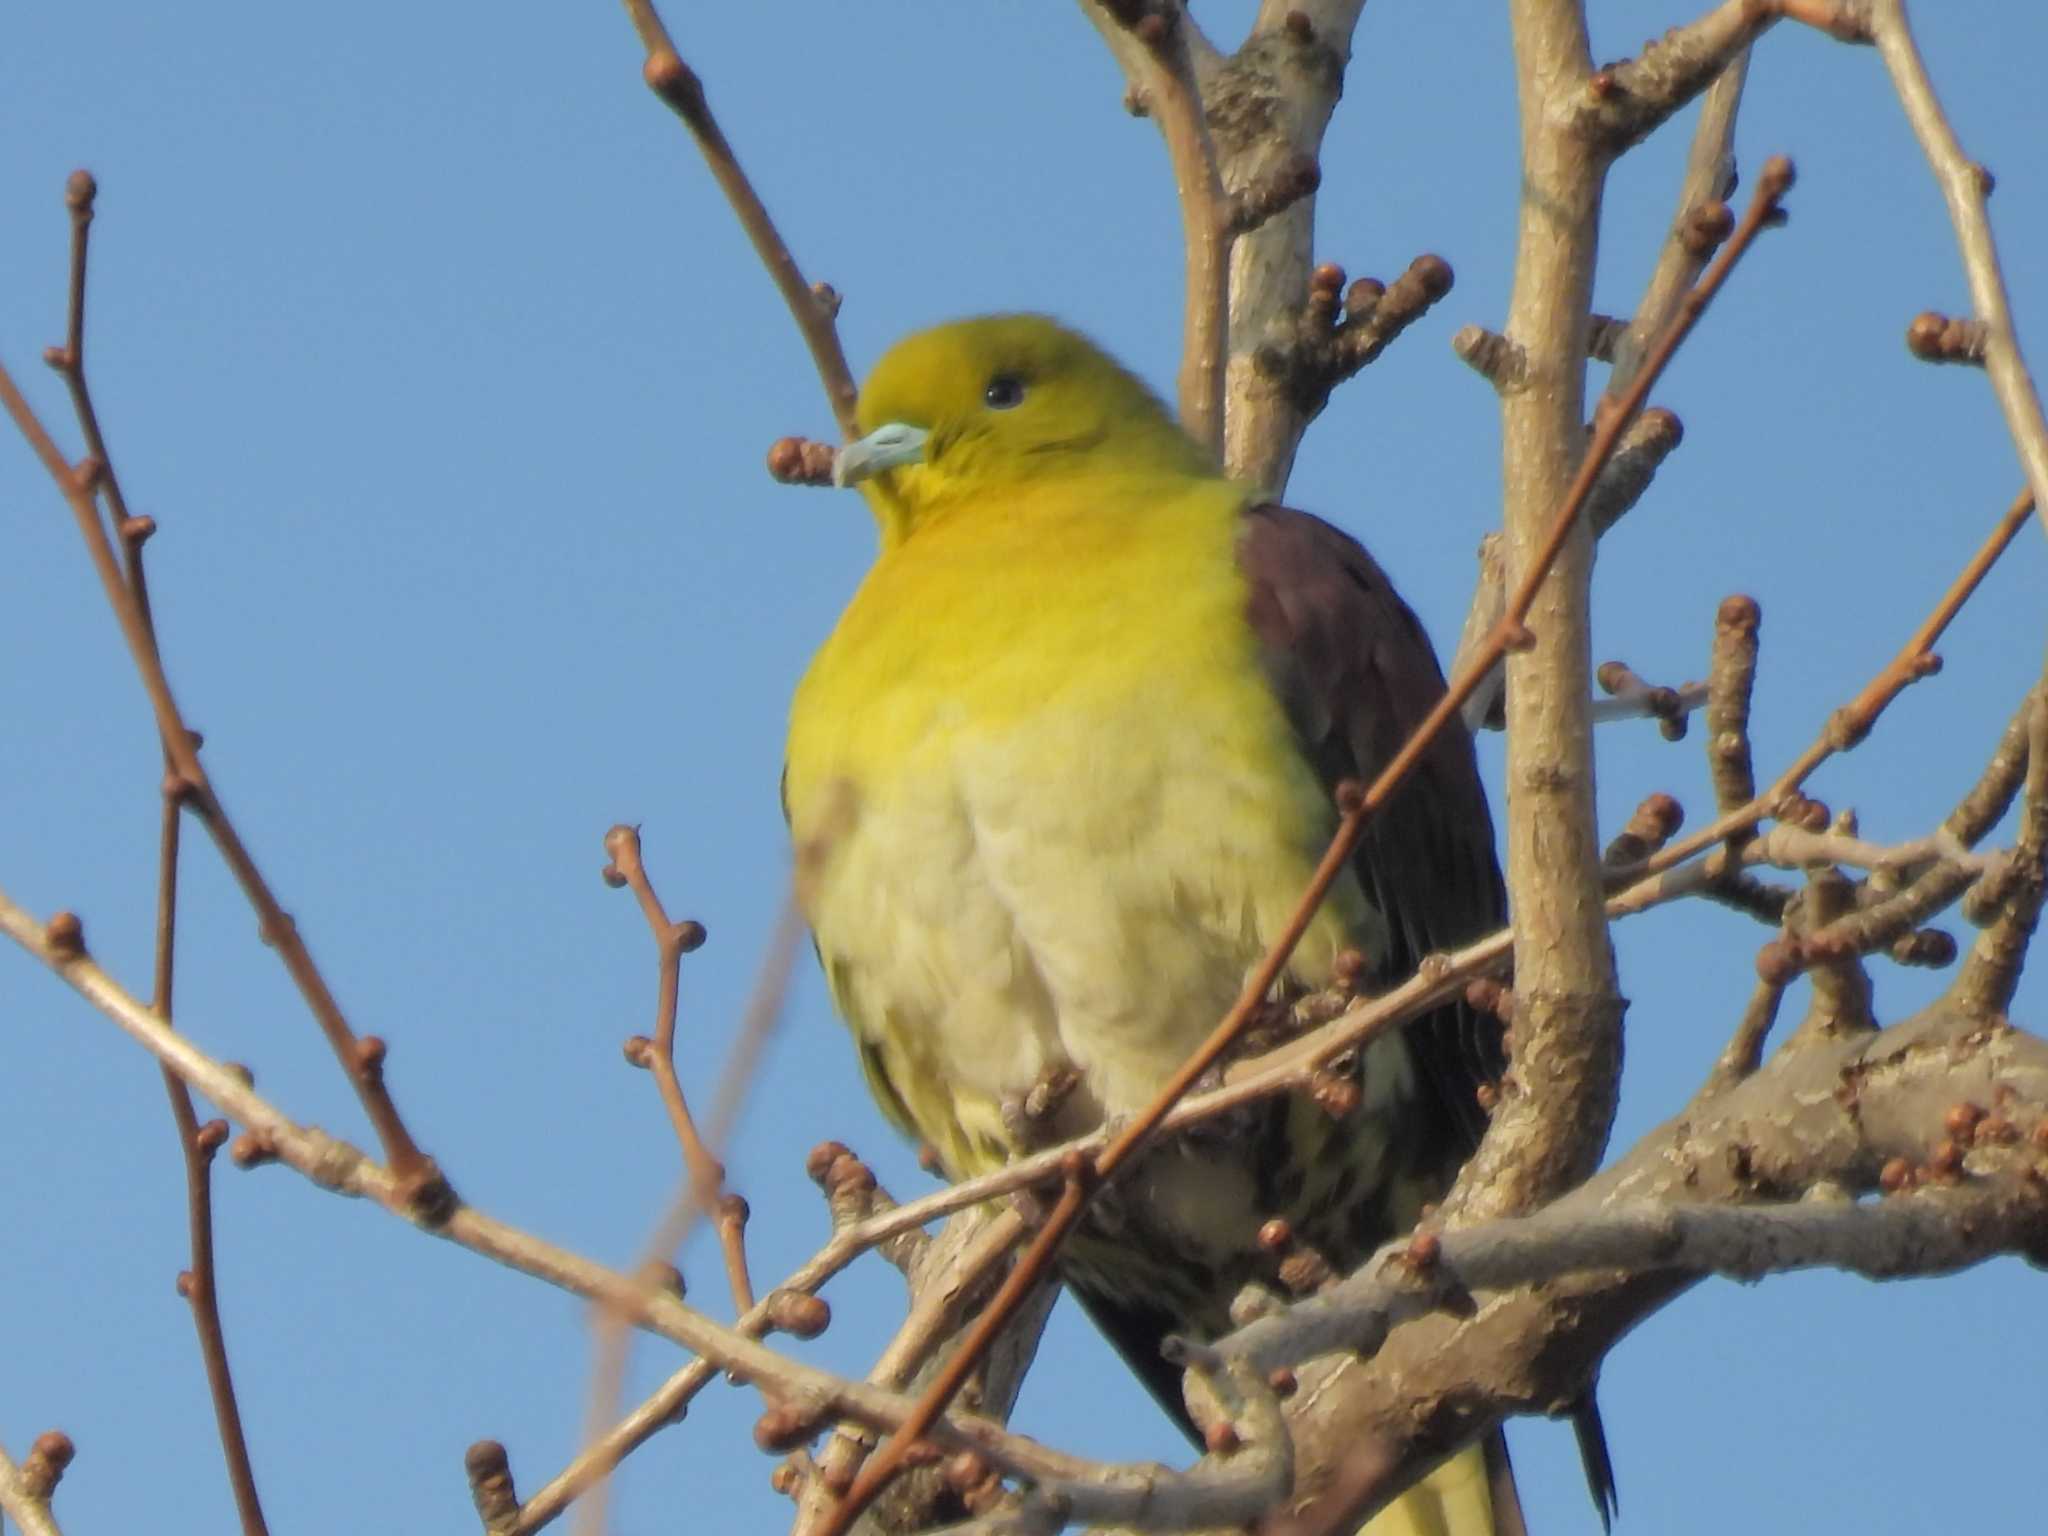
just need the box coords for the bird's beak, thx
[833,422,929,487]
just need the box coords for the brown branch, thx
[919,1354,1292,1536]
[1601,792,1686,870]
[572,826,724,1536]
[1454,8,1744,733]
[1462,140,1797,1229]
[1787,866,1880,1038]
[563,834,799,1536]
[1759,0,2048,539]
[1267,255,1457,420]
[1593,662,1699,737]
[1608,488,2037,890]
[1743,822,1972,879]
[1086,0,1370,494]
[604,826,720,1201]
[1706,594,1762,813]
[1707,979,1789,1089]
[1695,870,1795,927]
[795,1205,1038,1533]
[0,1434,72,1536]
[1571,0,1773,154]
[468,1441,520,1536]
[3,255,440,1194]
[155,786,269,1536]
[1223,1181,2048,1381]
[1088,2,1233,456]
[1491,0,1612,1233]
[1610,53,1747,390]
[619,2,858,437]
[520,1169,999,1535]
[1454,409,1688,731]
[0,895,1127,1495]
[1842,0,2048,543]
[1945,684,2039,846]
[1207,994,2048,1533]
[39,171,273,1536]
[1951,689,2048,1016]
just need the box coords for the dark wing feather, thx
[1236,503,1507,1150]
[1235,502,1616,1527]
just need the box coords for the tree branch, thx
[0,1435,71,1536]
[1197,994,2048,1533]
[1852,0,2048,543]
[619,1,859,436]
[1570,0,1773,154]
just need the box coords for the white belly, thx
[798,695,1391,1179]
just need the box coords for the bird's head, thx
[835,315,1213,542]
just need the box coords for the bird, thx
[782,313,1613,1535]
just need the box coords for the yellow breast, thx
[784,472,1380,1178]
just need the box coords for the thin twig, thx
[1844,0,2048,542]
[1610,46,1752,390]
[1571,0,1772,154]
[1607,488,2036,890]
[2,310,438,1191]
[605,826,720,1201]
[1454,409,1689,731]
[572,827,719,1536]
[1951,688,2048,1016]
[565,859,802,1536]
[0,899,1107,1492]
[0,1435,69,1536]
[155,786,269,1536]
[797,1206,1033,1529]
[1083,1,1370,493]
[42,171,270,1536]
[1707,980,1789,1090]
[619,1,858,436]
[1098,3,1233,456]
[1945,686,2039,848]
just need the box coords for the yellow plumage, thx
[785,315,1594,1535]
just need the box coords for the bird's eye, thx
[983,374,1027,410]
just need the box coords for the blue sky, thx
[2,3,2043,1533]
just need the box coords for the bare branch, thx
[1607,489,2036,891]
[0,1434,73,1536]
[1854,0,2048,542]
[42,172,272,1536]
[1085,1,1372,493]
[795,1204,1042,1534]
[0,893,1113,1496]
[1592,661,1701,736]
[467,1441,520,1536]
[1609,51,1749,390]
[1223,1184,2047,1381]
[570,834,799,1536]
[1455,409,1688,731]
[1706,979,1789,1089]
[1480,0,1614,1161]
[1571,1,1773,154]
[1197,995,2048,1532]
[618,2,859,436]
[1952,689,2048,1016]
[1946,685,2040,846]
[1089,3,1234,455]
